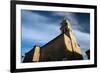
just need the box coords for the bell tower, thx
[60,17,83,60]
[60,17,72,37]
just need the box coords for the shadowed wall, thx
[39,33,83,62]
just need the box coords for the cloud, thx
[22,25,60,44]
[72,30,90,60]
[21,10,61,47]
[51,12,80,29]
[73,30,90,52]
[21,10,49,25]
[51,12,90,33]
[21,10,90,58]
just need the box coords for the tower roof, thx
[61,17,68,26]
[60,17,72,31]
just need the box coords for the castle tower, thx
[60,17,83,60]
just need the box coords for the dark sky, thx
[21,10,90,59]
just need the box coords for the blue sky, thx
[21,10,90,59]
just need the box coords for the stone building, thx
[23,17,83,63]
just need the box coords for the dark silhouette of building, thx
[23,17,83,62]
[86,49,90,59]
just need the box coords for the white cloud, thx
[73,29,90,52]
[22,24,60,45]
[52,12,80,29]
